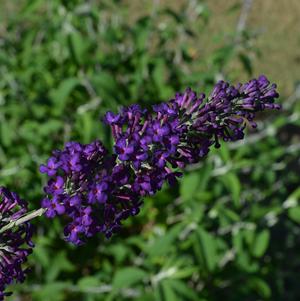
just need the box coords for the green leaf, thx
[222,208,240,222]
[180,173,200,201]
[251,230,270,257]
[31,237,51,268]
[220,172,241,207]
[154,284,164,301]
[218,142,230,163]
[112,267,147,289]
[236,252,258,273]
[249,277,271,298]
[244,228,255,246]
[46,251,75,282]
[32,282,68,301]
[106,243,129,264]
[285,187,300,206]
[147,224,183,257]
[79,112,94,143]
[169,279,199,301]
[288,206,300,223]
[210,45,234,68]
[135,292,157,301]
[239,53,253,75]
[78,276,100,290]
[194,228,218,272]
[233,230,243,254]
[0,119,14,147]
[135,16,151,50]
[50,77,80,114]
[162,280,179,301]
[68,31,88,65]
[160,280,179,301]
[22,0,44,14]
[91,72,118,103]
[197,163,213,191]
[152,59,172,99]
[172,266,198,279]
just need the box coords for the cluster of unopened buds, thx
[0,75,280,298]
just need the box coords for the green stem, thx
[0,208,46,234]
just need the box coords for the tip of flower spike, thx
[258,74,269,83]
[103,111,121,125]
[274,104,282,110]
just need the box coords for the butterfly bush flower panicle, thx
[41,75,280,244]
[0,187,34,300]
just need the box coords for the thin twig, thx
[236,0,254,34]
[20,283,141,297]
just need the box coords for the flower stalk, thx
[0,208,46,234]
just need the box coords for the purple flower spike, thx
[0,187,34,300]
[40,75,280,244]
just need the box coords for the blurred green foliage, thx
[0,0,299,300]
